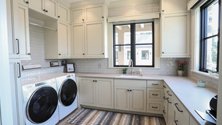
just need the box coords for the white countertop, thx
[75,73,217,125]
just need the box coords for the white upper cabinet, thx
[44,0,57,18]
[161,0,189,13]
[7,0,20,59]
[58,4,70,23]
[161,12,190,58]
[18,4,31,60]
[85,5,104,22]
[28,0,44,14]
[72,24,85,58]
[58,21,71,58]
[71,8,84,24]
[85,22,104,58]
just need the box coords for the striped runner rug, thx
[67,108,166,125]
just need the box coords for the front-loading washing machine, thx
[22,79,59,125]
[56,74,78,120]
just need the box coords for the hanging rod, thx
[29,22,57,31]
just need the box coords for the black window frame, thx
[113,22,155,67]
[200,0,220,72]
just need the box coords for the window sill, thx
[190,70,219,80]
[108,67,160,69]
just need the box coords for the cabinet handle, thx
[174,120,178,125]
[163,96,166,100]
[58,16,60,18]
[93,80,97,82]
[46,10,48,12]
[102,53,104,55]
[16,39,20,54]
[59,53,61,55]
[127,89,129,92]
[17,62,21,78]
[162,10,164,12]
[152,94,158,96]
[174,103,183,112]
[82,19,84,21]
[102,16,104,18]
[162,52,164,54]
[163,110,166,114]
[152,106,158,109]
[163,85,166,88]
[167,91,172,96]
[83,53,85,55]
[166,98,171,104]
[130,90,132,92]
[152,83,158,85]
[25,1,29,4]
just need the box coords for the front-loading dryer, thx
[56,74,78,120]
[22,78,59,125]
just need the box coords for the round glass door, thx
[59,79,77,106]
[27,87,58,123]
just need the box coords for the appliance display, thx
[56,74,78,120]
[22,79,59,125]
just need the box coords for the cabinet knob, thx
[130,90,132,92]
[46,10,48,12]
[59,53,61,55]
[102,16,104,18]
[162,52,164,54]
[43,9,46,12]
[162,10,164,12]
[25,1,29,4]
[83,53,85,55]
[102,53,104,55]
[82,19,84,21]
[58,16,60,18]
[27,53,31,55]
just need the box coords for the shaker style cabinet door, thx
[28,0,44,14]
[7,0,20,59]
[58,21,71,58]
[161,12,190,58]
[18,4,31,60]
[44,0,57,18]
[71,7,84,24]
[96,79,114,109]
[130,87,146,112]
[72,24,85,58]
[115,86,130,111]
[85,5,104,22]
[18,0,29,7]
[85,22,104,58]
[58,4,69,23]
[80,78,96,106]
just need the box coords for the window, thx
[113,22,154,67]
[200,0,220,72]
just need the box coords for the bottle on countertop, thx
[139,68,142,75]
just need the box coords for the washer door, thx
[59,79,77,106]
[27,87,58,124]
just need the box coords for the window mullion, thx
[131,23,136,67]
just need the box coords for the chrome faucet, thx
[128,59,134,74]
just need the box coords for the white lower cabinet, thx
[114,79,146,112]
[190,115,199,125]
[174,96,189,125]
[79,78,114,108]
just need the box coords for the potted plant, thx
[176,60,187,76]
[122,68,128,74]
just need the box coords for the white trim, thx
[190,70,219,80]
[187,0,199,10]
[108,13,160,23]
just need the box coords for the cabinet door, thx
[29,0,44,14]
[115,86,130,111]
[9,59,25,125]
[7,0,20,59]
[130,87,146,112]
[71,7,84,24]
[161,12,190,58]
[58,21,70,58]
[18,4,31,60]
[161,0,187,13]
[85,22,104,58]
[58,4,69,23]
[167,97,174,125]
[18,0,28,7]
[72,24,85,58]
[44,0,57,18]
[85,5,104,22]
[96,79,113,109]
[190,116,199,125]
[80,78,96,106]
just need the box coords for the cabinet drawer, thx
[147,81,164,88]
[147,101,162,114]
[147,88,163,101]
[114,79,146,88]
